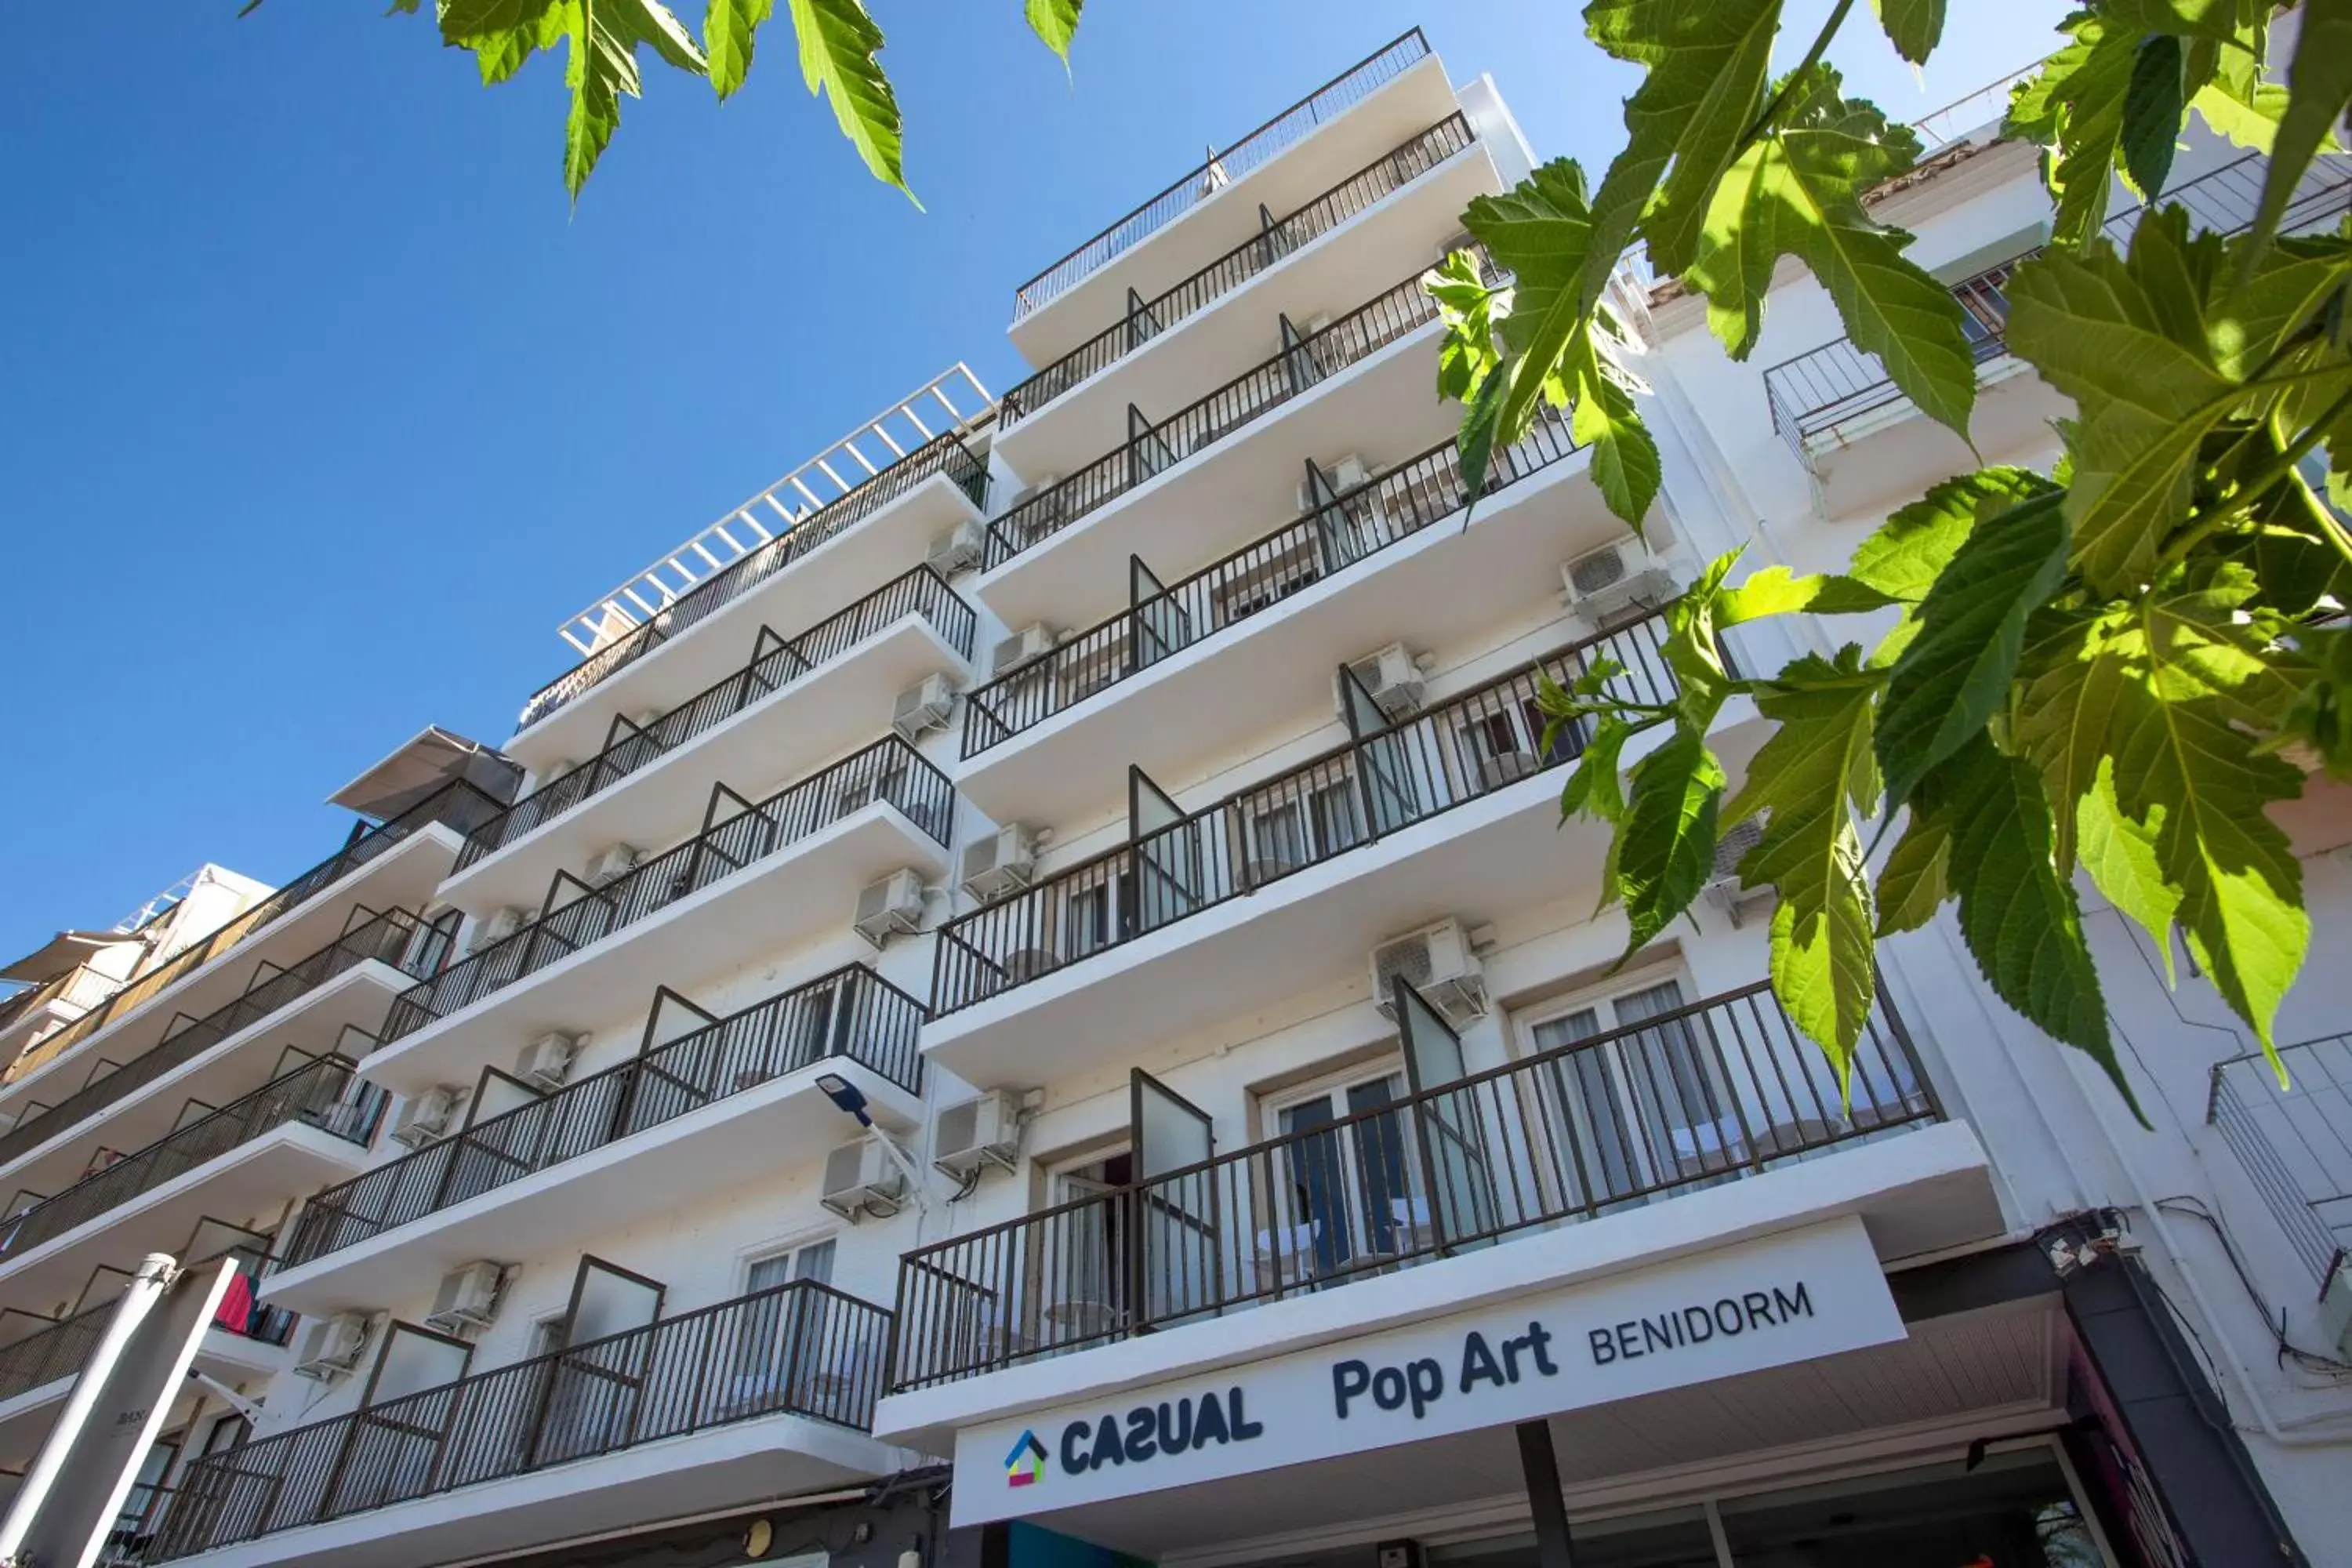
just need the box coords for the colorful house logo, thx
[1005,1430,1048,1488]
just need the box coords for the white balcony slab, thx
[0,826,458,1127]
[0,1123,372,1315]
[262,1056,920,1319]
[361,803,951,1098]
[446,616,971,918]
[508,475,985,775]
[956,452,1614,828]
[975,318,1456,636]
[1804,354,2067,520]
[997,140,1499,484]
[1011,53,1460,365]
[0,961,409,1199]
[157,1413,912,1568]
[197,1322,295,1384]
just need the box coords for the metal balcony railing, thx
[284,966,925,1267]
[2209,1034,2352,1292]
[0,908,448,1171]
[0,1298,110,1403]
[518,434,989,733]
[0,1058,383,1269]
[988,260,1468,572]
[964,416,1584,759]
[1761,152,2352,461]
[157,1280,892,1559]
[1011,30,1432,320]
[464,568,975,872]
[1001,114,1478,428]
[934,608,1686,1018]
[892,980,1935,1390]
[103,1479,176,1568]
[386,739,952,1046]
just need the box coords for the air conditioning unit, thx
[424,1261,507,1334]
[1562,540,1678,624]
[1370,916,1490,1028]
[893,672,957,741]
[960,826,1038,902]
[468,908,529,953]
[934,1090,1025,1180]
[583,844,641,887]
[854,869,927,947]
[821,1137,909,1220]
[517,1031,579,1091]
[1296,452,1374,512]
[991,623,1063,678]
[924,519,986,575]
[389,1085,463,1149]
[1704,817,1771,927]
[292,1312,375,1381]
[1340,642,1428,723]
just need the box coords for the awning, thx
[0,930,138,986]
[328,727,523,820]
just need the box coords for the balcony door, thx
[728,1238,837,1421]
[1047,1152,1132,1348]
[1527,978,1743,1213]
[1267,1066,1422,1287]
[534,1257,665,1468]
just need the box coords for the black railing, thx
[157,1281,892,1558]
[387,738,953,1044]
[518,434,989,732]
[2209,1034,2352,1292]
[1001,114,1477,427]
[103,1480,176,1567]
[0,1299,109,1403]
[5,782,500,1092]
[1012,30,1432,318]
[935,609,1685,1016]
[892,980,1936,1390]
[466,568,974,871]
[0,908,446,1171]
[285,967,925,1267]
[986,258,1472,571]
[964,416,1583,758]
[0,1058,383,1268]
[1761,152,2352,459]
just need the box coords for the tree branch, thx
[1743,0,1857,147]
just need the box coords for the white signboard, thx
[951,1218,1904,1525]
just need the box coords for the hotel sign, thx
[950,1218,1904,1525]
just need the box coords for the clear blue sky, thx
[0,0,2060,961]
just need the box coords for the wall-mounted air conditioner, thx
[893,672,958,741]
[1562,539,1677,624]
[1296,453,1374,512]
[821,1138,909,1220]
[424,1261,507,1334]
[924,519,987,575]
[583,844,641,887]
[1370,916,1490,1029]
[389,1086,463,1149]
[991,624,1063,678]
[292,1312,376,1381]
[1340,642,1428,723]
[1703,818,1771,927]
[960,826,1038,902]
[854,869,927,948]
[934,1090,1025,1180]
[468,908,529,953]
[517,1032,579,1091]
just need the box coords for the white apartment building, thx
[11,27,2352,1568]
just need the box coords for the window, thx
[728,1239,837,1418]
[1523,978,1740,1212]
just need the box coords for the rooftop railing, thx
[386,738,953,1046]
[0,908,446,1172]
[464,568,974,872]
[891,979,1935,1390]
[933,608,1685,1018]
[157,1280,891,1559]
[283,965,924,1268]
[0,1057,383,1269]
[518,433,989,733]
[2209,1033,2352,1293]
[964,415,1583,760]
[3,781,501,1094]
[987,259,1468,572]
[1011,30,1432,320]
[1000,114,1477,429]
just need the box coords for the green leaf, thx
[2189,78,2292,153]
[1874,809,1951,936]
[2268,625,2352,782]
[556,0,708,200]
[1569,344,1662,524]
[1426,249,1503,403]
[785,0,915,201]
[1715,565,1896,624]
[1611,731,1727,956]
[1876,488,2071,810]
[1722,648,1882,1079]
[438,0,567,85]
[2099,0,2266,47]
[1849,467,2059,602]
[1685,67,1976,442]
[1024,0,1083,63]
[1559,714,1636,826]
[2005,12,2140,244]
[2245,0,2352,267]
[706,0,774,98]
[2122,32,2186,198]
[1869,0,1944,65]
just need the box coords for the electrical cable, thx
[2153,1194,2352,1379]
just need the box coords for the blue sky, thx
[0,0,2061,962]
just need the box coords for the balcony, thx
[0,781,496,1121]
[447,567,975,916]
[958,417,1618,826]
[157,1282,897,1568]
[514,430,988,758]
[1009,30,1446,348]
[0,908,443,1185]
[887,984,1973,1414]
[979,263,1467,633]
[0,963,123,1058]
[2209,1033,2352,1295]
[0,1056,384,1308]
[266,966,924,1317]
[997,114,1492,481]
[927,612,1722,1087]
[362,739,953,1098]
